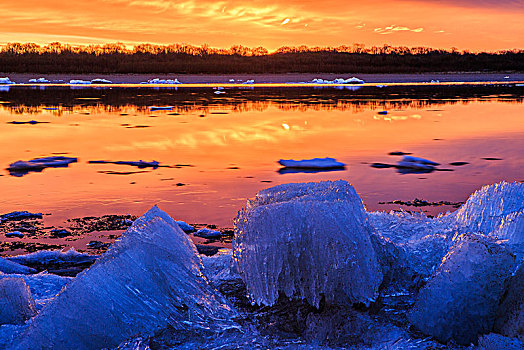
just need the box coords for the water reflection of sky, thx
[0,87,522,229]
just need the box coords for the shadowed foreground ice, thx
[0,181,522,349]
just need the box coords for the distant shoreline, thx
[2,72,524,85]
[0,47,522,74]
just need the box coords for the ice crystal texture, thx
[408,234,515,345]
[0,278,36,325]
[233,180,382,308]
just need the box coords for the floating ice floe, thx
[175,220,195,233]
[194,228,222,239]
[0,211,42,223]
[408,234,515,345]
[88,160,160,168]
[28,78,50,84]
[278,157,346,170]
[10,206,237,350]
[68,80,91,85]
[214,90,226,94]
[148,106,173,111]
[0,77,15,85]
[7,156,78,177]
[0,278,36,326]
[141,78,181,84]
[7,120,48,125]
[242,79,255,84]
[5,231,24,238]
[234,180,383,308]
[397,155,439,170]
[311,77,364,84]
[90,79,112,84]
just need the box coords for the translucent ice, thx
[201,249,240,286]
[0,272,72,310]
[494,262,524,338]
[233,180,382,308]
[408,234,515,345]
[0,278,36,325]
[11,206,236,350]
[452,182,523,231]
[451,182,524,257]
[368,211,454,292]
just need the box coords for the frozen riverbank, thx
[0,180,522,349]
[2,72,524,85]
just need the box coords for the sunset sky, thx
[0,0,522,51]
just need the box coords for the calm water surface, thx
[0,84,522,253]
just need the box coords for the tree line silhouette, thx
[0,42,522,74]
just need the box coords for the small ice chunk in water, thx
[397,155,439,170]
[28,78,50,84]
[408,233,515,345]
[69,80,91,84]
[233,180,382,308]
[0,77,15,85]
[278,157,346,169]
[175,220,195,233]
[0,278,36,325]
[11,206,236,350]
[148,106,173,111]
[194,228,222,239]
[142,78,181,84]
[5,231,24,238]
[90,79,112,84]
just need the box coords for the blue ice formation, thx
[408,234,515,345]
[233,180,383,307]
[0,278,36,326]
[10,206,237,350]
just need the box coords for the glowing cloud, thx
[374,25,424,35]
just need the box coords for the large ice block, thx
[233,180,383,308]
[408,234,515,345]
[11,206,236,350]
[0,278,36,325]
[452,181,523,235]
